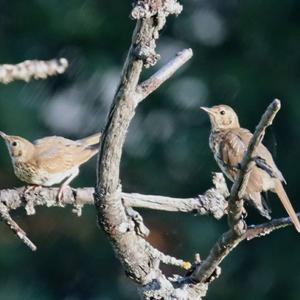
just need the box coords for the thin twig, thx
[0,203,36,251]
[136,48,193,103]
[245,214,297,240]
[145,241,191,270]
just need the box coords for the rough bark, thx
[0,58,68,84]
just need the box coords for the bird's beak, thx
[200,106,213,115]
[0,131,8,140]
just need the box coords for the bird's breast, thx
[209,131,235,182]
[13,162,38,184]
[13,162,78,186]
[209,131,225,162]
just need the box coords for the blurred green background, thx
[0,0,300,299]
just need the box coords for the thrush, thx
[0,131,101,202]
[201,104,300,232]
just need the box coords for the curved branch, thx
[94,1,194,296]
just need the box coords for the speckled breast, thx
[13,162,48,185]
[209,131,235,182]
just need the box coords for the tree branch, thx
[0,58,68,84]
[123,173,228,219]
[245,214,296,240]
[136,48,193,102]
[93,1,197,297]
[0,202,36,251]
[0,183,293,250]
[0,173,228,218]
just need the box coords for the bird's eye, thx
[11,141,18,147]
[220,110,225,115]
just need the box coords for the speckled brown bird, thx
[0,131,101,202]
[201,104,300,232]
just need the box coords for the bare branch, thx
[0,58,68,84]
[245,215,296,240]
[0,202,36,251]
[145,241,191,270]
[0,173,228,220]
[136,48,193,102]
[0,183,293,253]
[123,173,228,219]
[131,0,183,68]
[94,1,194,296]
[190,99,282,284]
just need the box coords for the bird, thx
[200,104,300,232]
[0,131,101,203]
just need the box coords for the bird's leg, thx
[57,169,79,205]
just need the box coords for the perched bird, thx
[0,131,101,202]
[201,104,300,232]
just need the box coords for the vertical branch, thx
[95,18,151,280]
[94,0,186,287]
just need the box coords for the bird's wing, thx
[235,128,286,184]
[218,128,285,193]
[34,136,97,173]
[218,129,247,179]
[218,129,262,194]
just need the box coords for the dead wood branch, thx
[0,58,68,84]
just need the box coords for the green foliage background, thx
[0,0,300,299]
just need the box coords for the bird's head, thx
[0,131,35,162]
[200,105,240,131]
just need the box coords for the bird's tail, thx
[78,132,101,145]
[275,181,300,233]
